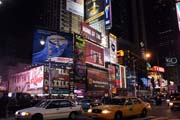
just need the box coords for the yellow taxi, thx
[86,96,151,120]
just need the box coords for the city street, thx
[1,102,180,120]
[125,102,180,120]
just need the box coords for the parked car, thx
[15,99,83,120]
[86,96,151,120]
[78,99,102,112]
[167,94,179,106]
[169,96,180,110]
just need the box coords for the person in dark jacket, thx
[0,92,9,118]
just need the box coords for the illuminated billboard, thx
[84,0,112,34]
[105,0,112,29]
[106,63,126,88]
[74,34,86,82]
[85,0,106,34]
[66,0,84,16]
[120,65,126,88]
[29,66,44,89]
[87,68,109,91]
[81,22,102,44]
[44,66,70,94]
[109,33,117,63]
[32,29,73,64]
[176,2,180,31]
[85,0,105,23]
[85,40,105,67]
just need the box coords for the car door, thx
[44,100,62,120]
[131,98,143,115]
[123,98,135,117]
[57,100,75,119]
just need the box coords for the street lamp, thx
[145,53,151,60]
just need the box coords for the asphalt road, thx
[1,102,180,120]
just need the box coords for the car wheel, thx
[141,109,147,117]
[69,112,77,120]
[114,112,123,120]
[170,107,174,111]
[31,114,43,120]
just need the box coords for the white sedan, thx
[15,99,83,120]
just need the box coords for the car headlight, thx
[87,109,92,113]
[15,111,20,115]
[102,109,111,114]
[169,102,173,106]
[166,99,170,103]
[21,112,30,116]
[16,112,31,117]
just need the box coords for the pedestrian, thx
[0,92,9,118]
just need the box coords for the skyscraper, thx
[35,0,83,33]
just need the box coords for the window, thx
[47,100,60,109]
[125,98,133,105]
[132,98,141,104]
[59,100,72,107]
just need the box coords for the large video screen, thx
[32,29,73,64]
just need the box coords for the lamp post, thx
[48,42,52,94]
[145,52,151,87]
[40,38,53,95]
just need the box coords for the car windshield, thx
[107,98,126,105]
[34,100,51,108]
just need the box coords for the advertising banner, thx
[32,29,73,64]
[29,66,44,89]
[105,0,112,29]
[109,33,117,64]
[115,64,120,87]
[74,34,86,82]
[85,40,104,67]
[104,48,110,62]
[66,0,84,16]
[165,57,178,67]
[81,22,101,44]
[108,64,116,88]
[85,0,105,23]
[44,66,70,94]
[120,65,126,88]
[87,68,109,91]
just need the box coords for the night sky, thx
[0,0,42,60]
